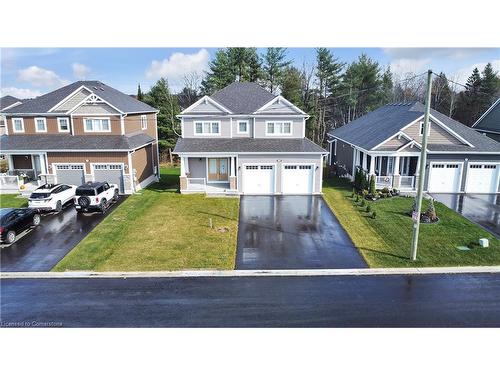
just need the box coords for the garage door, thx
[242,165,275,194]
[93,164,125,193]
[282,164,314,194]
[54,164,85,186]
[465,163,499,193]
[428,163,462,193]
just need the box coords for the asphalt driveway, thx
[0,197,125,272]
[236,195,367,269]
[432,193,500,238]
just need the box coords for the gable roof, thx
[0,95,22,111]
[328,101,500,153]
[3,81,157,115]
[210,82,277,114]
[472,98,500,133]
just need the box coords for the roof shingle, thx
[210,82,276,114]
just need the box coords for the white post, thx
[369,155,375,175]
[362,153,367,171]
[184,157,189,175]
[351,148,357,178]
[230,157,235,177]
[180,157,186,177]
[7,154,14,171]
[394,156,400,175]
[415,155,421,176]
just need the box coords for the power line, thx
[431,72,498,98]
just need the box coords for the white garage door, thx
[282,164,314,194]
[93,164,125,193]
[465,163,499,193]
[242,165,275,194]
[428,163,462,193]
[55,164,85,186]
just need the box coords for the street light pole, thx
[410,69,433,261]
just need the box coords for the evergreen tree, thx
[454,68,482,126]
[248,51,263,82]
[479,63,500,109]
[137,84,144,101]
[262,47,291,93]
[281,66,303,107]
[143,78,180,151]
[432,72,453,116]
[201,49,234,95]
[379,67,394,104]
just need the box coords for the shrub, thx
[351,192,355,198]
[366,204,371,213]
[369,175,376,196]
[425,199,438,221]
[381,187,390,194]
[355,194,359,202]
[362,189,369,197]
[360,199,366,207]
[392,188,398,195]
[371,211,377,219]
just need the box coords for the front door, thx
[208,158,229,182]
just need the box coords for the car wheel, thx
[32,214,41,226]
[55,200,62,212]
[100,198,107,213]
[113,189,119,202]
[6,230,16,244]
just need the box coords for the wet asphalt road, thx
[0,197,125,272]
[236,196,366,269]
[432,193,500,237]
[1,273,499,327]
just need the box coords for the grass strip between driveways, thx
[0,194,28,208]
[53,167,240,272]
[322,177,500,268]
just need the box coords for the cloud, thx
[17,65,68,87]
[389,58,431,77]
[383,48,495,60]
[146,49,210,82]
[72,63,90,79]
[1,86,42,99]
[452,59,500,86]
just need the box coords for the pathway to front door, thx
[236,195,367,269]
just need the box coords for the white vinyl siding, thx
[194,121,220,135]
[84,118,111,132]
[57,117,70,132]
[12,118,25,133]
[265,121,292,136]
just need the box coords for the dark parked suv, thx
[74,182,119,213]
[0,208,42,244]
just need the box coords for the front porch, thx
[352,149,421,191]
[0,153,48,194]
[179,156,238,195]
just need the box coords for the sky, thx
[1,48,498,99]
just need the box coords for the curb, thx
[2,266,500,279]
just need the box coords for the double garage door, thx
[428,162,499,193]
[242,164,314,195]
[54,163,125,193]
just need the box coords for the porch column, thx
[362,153,367,171]
[229,156,237,190]
[393,156,401,189]
[7,155,14,171]
[39,153,47,175]
[351,148,356,178]
[180,157,186,177]
[393,156,400,175]
[184,157,190,175]
[369,155,375,176]
[230,157,235,177]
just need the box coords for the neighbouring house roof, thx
[0,132,154,152]
[3,81,157,115]
[0,95,22,111]
[173,137,327,154]
[472,98,500,134]
[210,82,277,114]
[328,101,500,153]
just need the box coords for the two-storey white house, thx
[173,82,327,195]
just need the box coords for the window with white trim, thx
[140,115,148,130]
[57,117,70,132]
[35,117,47,132]
[266,121,292,135]
[237,120,248,134]
[194,121,220,135]
[419,121,431,136]
[84,118,111,132]
[12,118,24,133]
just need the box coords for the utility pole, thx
[410,69,433,261]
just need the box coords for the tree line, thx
[137,48,499,152]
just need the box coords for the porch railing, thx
[375,175,393,189]
[400,176,415,190]
[0,174,21,190]
[8,169,36,180]
[186,178,206,192]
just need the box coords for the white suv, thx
[28,184,77,212]
[74,182,119,213]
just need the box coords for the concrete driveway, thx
[0,197,126,272]
[432,193,500,238]
[236,195,367,269]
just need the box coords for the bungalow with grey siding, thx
[327,102,500,194]
[173,82,327,195]
[472,98,500,142]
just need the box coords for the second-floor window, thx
[194,121,220,135]
[419,121,431,136]
[35,117,47,133]
[266,121,292,135]
[237,121,249,134]
[141,115,148,130]
[84,118,111,132]
[57,118,70,132]
[12,118,24,133]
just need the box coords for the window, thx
[35,117,47,132]
[194,121,220,135]
[57,117,70,132]
[266,121,292,135]
[12,118,24,133]
[84,118,111,132]
[419,121,431,136]
[141,115,148,130]
[237,120,248,134]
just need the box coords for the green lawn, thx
[323,178,500,268]
[0,194,28,208]
[53,166,240,272]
